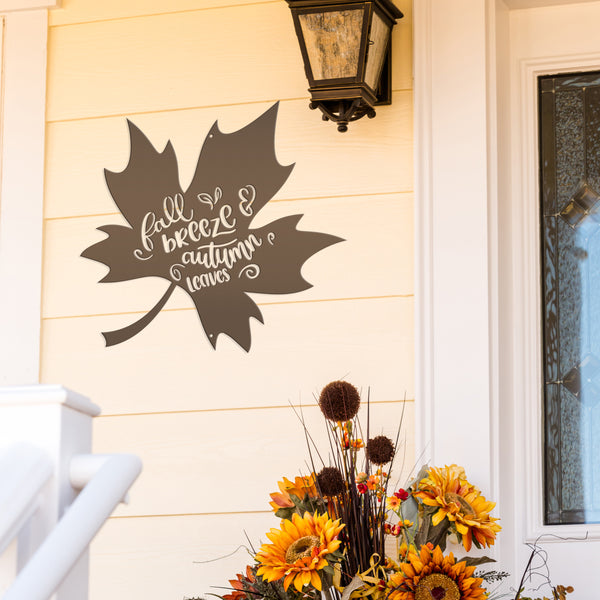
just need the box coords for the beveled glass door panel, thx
[540,71,600,524]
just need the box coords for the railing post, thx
[0,385,100,599]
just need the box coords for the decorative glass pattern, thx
[540,72,600,524]
[298,10,364,80]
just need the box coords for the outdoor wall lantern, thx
[285,0,403,132]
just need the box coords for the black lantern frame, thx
[286,0,403,132]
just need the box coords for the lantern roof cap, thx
[285,0,403,22]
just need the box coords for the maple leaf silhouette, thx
[82,104,343,351]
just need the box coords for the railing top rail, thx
[2,452,142,600]
[0,385,100,417]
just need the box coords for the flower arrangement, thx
[207,381,571,600]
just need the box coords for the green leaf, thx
[275,507,295,520]
[460,556,496,567]
[400,495,419,524]
[415,511,449,551]
[407,465,430,490]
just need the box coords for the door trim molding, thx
[513,52,600,542]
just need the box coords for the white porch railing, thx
[0,385,142,600]
[0,443,53,559]
[3,452,141,600]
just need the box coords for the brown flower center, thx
[285,535,320,563]
[444,492,475,517]
[415,573,460,600]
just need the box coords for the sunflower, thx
[387,545,487,600]
[256,512,344,592]
[413,464,501,551]
[269,474,318,511]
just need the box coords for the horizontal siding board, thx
[40,297,414,414]
[50,0,280,26]
[89,513,299,600]
[47,2,412,122]
[93,401,415,516]
[42,193,413,318]
[50,0,413,38]
[47,4,303,122]
[44,95,413,220]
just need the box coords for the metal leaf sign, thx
[82,104,343,351]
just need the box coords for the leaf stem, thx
[102,282,177,346]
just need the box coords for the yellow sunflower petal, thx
[310,570,322,590]
[432,545,444,564]
[283,572,295,591]
[401,562,416,578]
[431,509,448,527]
[455,522,469,535]
[296,571,310,590]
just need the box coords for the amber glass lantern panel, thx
[364,11,391,92]
[298,9,365,81]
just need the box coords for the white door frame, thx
[414,0,600,590]
[511,52,600,545]
[413,0,499,508]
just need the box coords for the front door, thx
[508,2,600,595]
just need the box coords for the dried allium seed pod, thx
[366,435,395,465]
[318,380,360,422]
[317,467,346,496]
